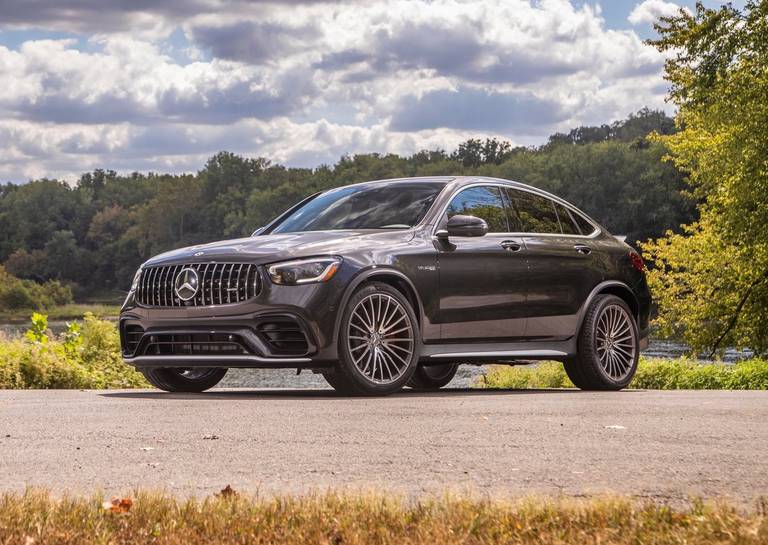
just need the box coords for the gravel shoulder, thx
[1,388,767,505]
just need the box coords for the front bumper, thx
[119,270,349,369]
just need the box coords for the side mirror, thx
[251,227,264,237]
[437,215,488,239]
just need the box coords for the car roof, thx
[354,175,544,194]
[330,175,583,211]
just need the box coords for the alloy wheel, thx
[347,293,415,384]
[595,304,636,381]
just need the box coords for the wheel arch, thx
[575,281,639,335]
[332,268,425,346]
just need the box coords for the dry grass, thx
[1,490,767,545]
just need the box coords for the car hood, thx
[143,229,417,267]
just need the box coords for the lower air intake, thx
[257,319,309,356]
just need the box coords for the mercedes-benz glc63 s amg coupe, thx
[120,176,651,395]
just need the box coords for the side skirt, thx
[420,338,577,363]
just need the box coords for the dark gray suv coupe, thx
[120,176,650,395]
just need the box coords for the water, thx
[1,321,755,390]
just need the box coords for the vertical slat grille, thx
[135,263,261,307]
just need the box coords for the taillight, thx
[629,251,645,272]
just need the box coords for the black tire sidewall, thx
[408,363,459,389]
[336,282,420,395]
[142,367,227,393]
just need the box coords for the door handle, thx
[574,244,592,255]
[501,240,522,252]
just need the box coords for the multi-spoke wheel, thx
[141,367,227,392]
[595,304,636,382]
[564,294,639,390]
[324,282,419,395]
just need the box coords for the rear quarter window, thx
[571,210,597,235]
[554,202,581,235]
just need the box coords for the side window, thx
[571,211,596,235]
[446,186,508,233]
[506,189,560,234]
[554,202,580,235]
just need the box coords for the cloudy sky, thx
[0,0,742,182]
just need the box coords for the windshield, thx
[271,182,446,233]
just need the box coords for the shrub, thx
[632,358,768,390]
[478,358,768,390]
[0,266,74,311]
[0,282,36,310]
[0,313,147,389]
[478,362,574,389]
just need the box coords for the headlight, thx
[130,268,143,292]
[267,257,341,285]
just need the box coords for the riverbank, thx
[0,303,120,323]
[2,313,767,390]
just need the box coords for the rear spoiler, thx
[614,235,627,243]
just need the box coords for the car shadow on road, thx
[99,387,636,401]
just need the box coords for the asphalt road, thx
[1,388,767,505]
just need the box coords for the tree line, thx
[0,108,694,298]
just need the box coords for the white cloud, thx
[628,0,689,26]
[0,0,674,182]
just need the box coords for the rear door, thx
[435,185,528,341]
[504,188,603,340]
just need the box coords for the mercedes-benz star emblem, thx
[174,268,199,301]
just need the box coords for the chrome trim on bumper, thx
[124,354,313,367]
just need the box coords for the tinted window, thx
[554,202,580,235]
[506,189,560,234]
[446,186,508,233]
[571,211,596,235]
[272,182,445,233]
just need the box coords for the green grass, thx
[0,303,120,322]
[476,358,768,390]
[1,490,766,545]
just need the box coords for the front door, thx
[435,186,528,341]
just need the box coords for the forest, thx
[0,108,693,299]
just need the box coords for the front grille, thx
[136,263,260,307]
[142,333,249,356]
[122,324,144,355]
[256,319,309,355]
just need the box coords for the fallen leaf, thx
[103,497,133,513]
[216,485,237,498]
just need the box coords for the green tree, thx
[642,1,768,355]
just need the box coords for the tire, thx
[407,363,459,390]
[325,281,420,396]
[141,367,227,393]
[564,294,639,391]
